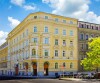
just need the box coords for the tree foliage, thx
[81,37,100,71]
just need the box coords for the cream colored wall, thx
[7,12,78,72]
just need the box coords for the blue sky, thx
[0,0,100,45]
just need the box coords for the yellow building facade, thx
[7,12,79,76]
[0,42,8,75]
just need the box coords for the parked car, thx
[94,72,100,79]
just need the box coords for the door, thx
[33,63,37,76]
[44,63,49,76]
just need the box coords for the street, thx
[0,79,100,83]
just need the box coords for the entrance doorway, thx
[32,62,37,76]
[15,64,19,75]
[24,62,28,75]
[44,62,49,76]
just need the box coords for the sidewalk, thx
[59,78,100,81]
[59,78,82,81]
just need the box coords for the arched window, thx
[32,49,36,56]
[70,62,73,68]
[55,63,58,69]
[63,62,66,68]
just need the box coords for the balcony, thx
[31,55,39,59]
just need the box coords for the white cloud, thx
[0,31,8,45]
[23,5,36,11]
[10,0,37,11]
[11,0,25,6]
[42,0,100,24]
[8,16,20,29]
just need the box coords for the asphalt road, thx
[0,79,100,83]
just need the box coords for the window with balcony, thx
[33,26,37,32]
[55,50,58,57]
[63,40,66,46]
[55,28,58,34]
[44,26,48,33]
[63,51,65,57]
[44,50,49,56]
[44,38,49,44]
[63,30,66,35]
[45,16,48,19]
[32,49,36,56]
[70,30,73,36]
[55,63,58,69]
[55,39,58,45]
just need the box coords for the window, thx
[70,41,73,46]
[34,16,37,19]
[63,62,66,68]
[63,40,66,46]
[55,50,58,57]
[70,51,73,57]
[86,44,88,50]
[80,33,84,40]
[32,38,38,43]
[90,34,94,38]
[70,21,73,24]
[55,18,58,22]
[44,38,49,44]
[55,28,58,34]
[96,27,98,30]
[86,25,89,29]
[23,32,24,38]
[55,63,58,69]
[85,34,88,40]
[81,44,84,49]
[81,24,84,28]
[55,39,58,45]
[44,50,49,56]
[34,26,37,32]
[70,63,73,68]
[70,30,73,36]
[91,26,94,29]
[45,16,48,19]
[63,30,66,35]
[63,20,66,23]
[44,26,48,33]
[63,51,65,57]
[32,49,36,56]
[26,29,28,36]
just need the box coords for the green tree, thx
[81,37,100,72]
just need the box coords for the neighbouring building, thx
[7,12,79,76]
[78,21,100,71]
[0,42,8,75]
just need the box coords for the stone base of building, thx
[5,71,78,77]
